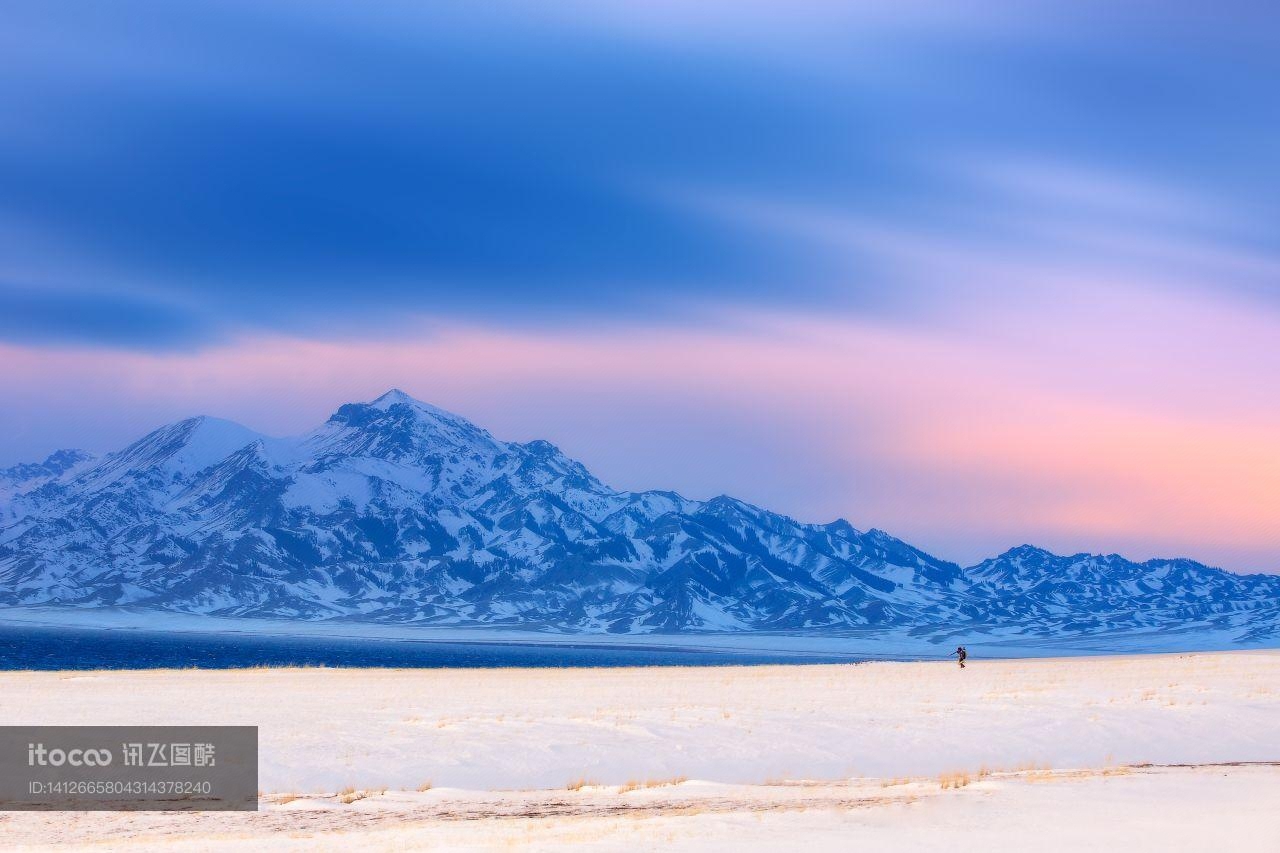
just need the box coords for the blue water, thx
[0,625,859,670]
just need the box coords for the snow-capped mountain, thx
[0,448,97,524]
[0,448,97,486]
[967,545,1280,643]
[1,390,1276,640]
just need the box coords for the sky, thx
[1,1,1278,571]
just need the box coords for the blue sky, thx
[4,1,1276,345]
[2,1,1278,570]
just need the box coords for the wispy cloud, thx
[3,1,1277,348]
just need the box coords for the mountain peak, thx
[822,518,861,537]
[367,389,470,422]
[62,415,265,495]
[371,388,416,406]
[0,448,97,486]
[316,391,502,466]
[998,544,1057,560]
[41,448,95,469]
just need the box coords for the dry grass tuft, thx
[565,777,600,792]
[1023,766,1057,783]
[417,780,434,792]
[879,777,913,788]
[618,776,688,794]
[938,771,971,789]
[336,784,376,804]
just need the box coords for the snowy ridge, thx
[0,391,1276,640]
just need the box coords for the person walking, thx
[952,646,967,668]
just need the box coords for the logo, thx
[27,743,113,767]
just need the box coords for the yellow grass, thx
[336,784,384,804]
[879,777,913,788]
[618,776,688,794]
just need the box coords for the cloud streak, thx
[3,1,1278,347]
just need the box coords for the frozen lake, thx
[0,624,862,670]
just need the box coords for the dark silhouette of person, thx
[952,646,967,668]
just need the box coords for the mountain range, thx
[1,390,1276,644]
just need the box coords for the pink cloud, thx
[2,285,1278,572]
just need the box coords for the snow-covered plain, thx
[1,651,1277,850]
